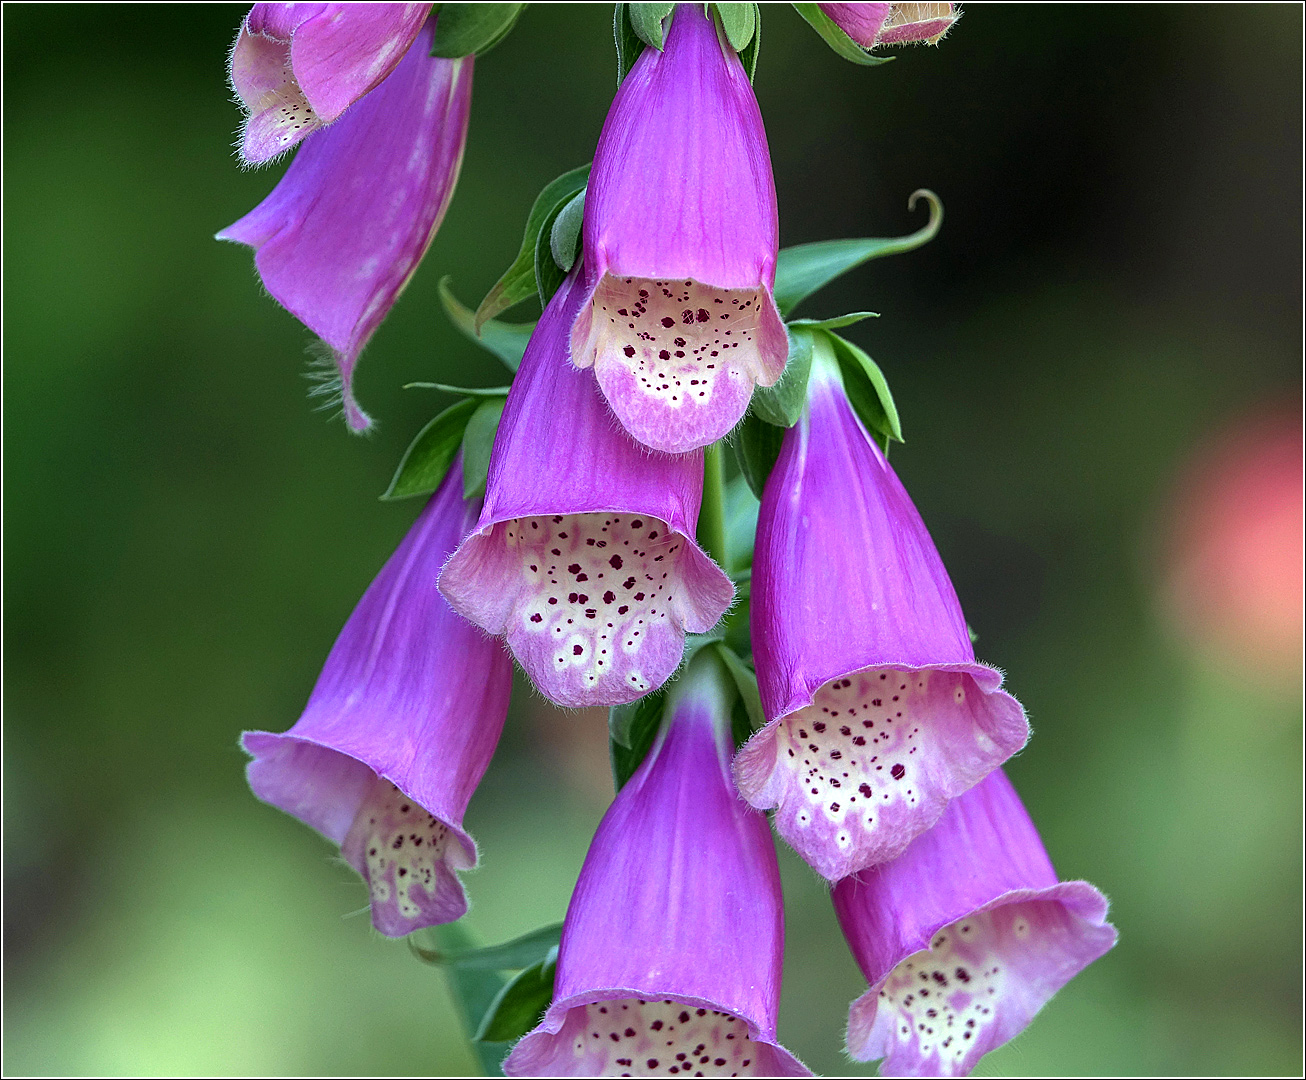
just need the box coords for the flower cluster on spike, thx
[225,4,1118,1077]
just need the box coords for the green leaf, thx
[475,164,591,328]
[609,689,666,791]
[628,2,675,49]
[723,473,760,574]
[614,4,645,83]
[430,923,511,1077]
[732,409,787,500]
[382,397,479,501]
[773,189,944,316]
[439,278,534,373]
[430,3,526,58]
[474,948,558,1043]
[404,382,513,397]
[826,330,903,447]
[750,325,814,427]
[791,2,894,66]
[462,396,507,500]
[549,190,585,275]
[713,642,765,734]
[714,3,756,52]
[788,311,879,331]
[411,923,564,972]
[736,2,761,81]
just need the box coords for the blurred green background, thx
[4,3,1301,1075]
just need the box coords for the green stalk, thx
[698,440,727,569]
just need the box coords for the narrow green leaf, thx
[549,190,585,274]
[628,2,675,49]
[404,382,513,397]
[475,164,591,328]
[474,949,558,1043]
[723,473,760,574]
[791,2,894,66]
[788,311,879,331]
[439,278,534,373]
[715,2,756,52]
[382,397,478,501]
[431,3,526,58]
[713,642,765,733]
[613,3,647,85]
[737,2,761,81]
[732,409,787,500]
[411,923,564,972]
[773,189,944,316]
[430,923,512,1077]
[462,396,507,500]
[826,330,903,446]
[750,325,814,427]
[609,689,666,791]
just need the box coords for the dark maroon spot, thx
[530,613,542,623]
[573,645,584,656]
[891,763,906,780]
[623,345,635,357]
[610,554,624,569]
[660,317,675,328]
[696,308,710,322]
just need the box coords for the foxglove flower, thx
[569,2,787,454]
[833,769,1117,1077]
[440,266,733,709]
[733,338,1028,880]
[229,3,434,164]
[818,3,959,48]
[242,461,512,936]
[219,12,472,432]
[504,653,810,1077]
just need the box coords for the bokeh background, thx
[4,3,1302,1075]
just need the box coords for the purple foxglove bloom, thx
[219,14,472,432]
[242,461,512,937]
[569,3,787,454]
[230,2,433,164]
[440,266,734,709]
[733,339,1028,880]
[818,3,959,48]
[504,654,810,1077]
[833,769,1117,1077]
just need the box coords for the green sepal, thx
[462,396,508,499]
[405,382,513,397]
[613,4,647,85]
[791,2,894,66]
[629,2,675,49]
[609,688,667,791]
[772,189,944,316]
[736,2,761,81]
[732,409,786,500]
[439,278,534,373]
[713,642,765,735]
[534,187,584,308]
[411,923,564,972]
[788,311,879,331]
[750,325,814,428]
[382,397,479,501]
[430,3,526,58]
[549,190,586,274]
[475,164,591,328]
[968,623,979,645]
[714,3,756,52]
[826,330,903,449]
[474,947,559,1043]
[428,922,512,1077]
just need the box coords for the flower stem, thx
[698,440,727,569]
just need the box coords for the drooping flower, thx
[218,13,472,432]
[833,769,1117,1077]
[569,3,787,454]
[440,265,733,709]
[504,650,811,1077]
[733,336,1028,880]
[818,3,959,48]
[242,460,512,936]
[229,3,434,165]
